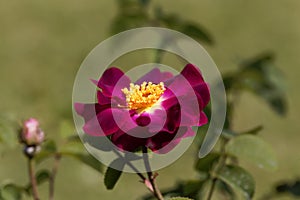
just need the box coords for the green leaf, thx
[226,135,278,171]
[180,23,213,44]
[239,53,287,115]
[72,154,103,173]
[59,136,103,173]
[0,183,22,200]
[221,129,238,139]
[168,197,193,200]
[217,165,255,199]
[182,180,205,197]
[240,125,263,135]
[195,152,220,173]
[36,169,51,185]
[155,8,213,44]
[104,158,125,190]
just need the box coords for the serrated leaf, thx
[226,135,277,171]
[0,184,22,200]
[104,158,125,190]
[217,165,255,199]
[168,197,193,200]
[195,152,220,173]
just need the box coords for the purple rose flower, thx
[75,64,210,153]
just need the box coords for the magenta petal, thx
[147,109,168,133]
[199,111,208,126]
[98,108,128,135]
[180,63,205,86]
[97,67,130,97]
[194,83,210,108]
[74,103,109,121]
[83,115,107,136]
[97,91,111,105]
[135,113,151,127]
[135,68,174,84]
[182,127,196,138]
[111,130,146,152]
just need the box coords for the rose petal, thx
[111,129,147,152]
[135,68,174,84]
[97,67,130,97]
[180,63,205,86]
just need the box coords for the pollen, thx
[121,82,166,112]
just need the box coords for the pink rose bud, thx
[20,118,45,146]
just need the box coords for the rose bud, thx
[20,118,45,146]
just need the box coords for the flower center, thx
[121,81,165,112]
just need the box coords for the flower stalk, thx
[49,154,61,200]
[28,158,40,200]
[142,147,164,200]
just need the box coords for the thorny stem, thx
[28,158,40,200]
[142,147,164,200]
[49,154,61,200]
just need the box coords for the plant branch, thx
[49,153,61,200]
[28,158,40,200]
[142,147,164,200]
[206,138,228,200]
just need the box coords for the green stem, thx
[49,154,61,200]
[142,147,164,200]
[206,138,228,200]
[28,158,40,200]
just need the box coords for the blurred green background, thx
[0,0,300,199]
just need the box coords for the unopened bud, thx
[20,118,45,146]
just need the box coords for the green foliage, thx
[224,53,287,116]
[111,0,213,45]
[154,8,213,44]
[275,179,300,197]
[217,165,255,199]
[226,135,278,171]
[195,152,220,173]
[0,183,23,200]
[104,159,125,190]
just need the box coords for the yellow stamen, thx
[121,81,165,112]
